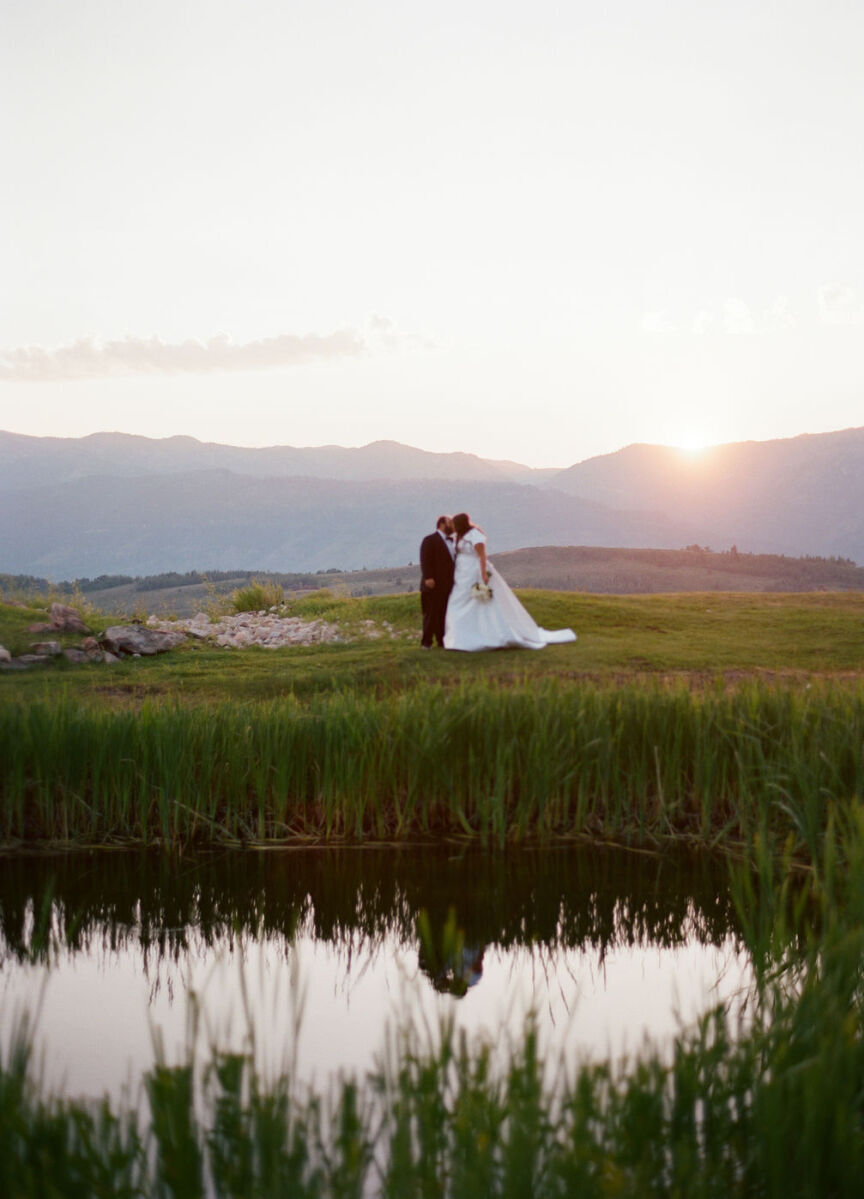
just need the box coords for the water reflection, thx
[0,845,743,967]
[0,847,752,1100]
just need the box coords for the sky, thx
[1,0,863,468]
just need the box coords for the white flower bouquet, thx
[471,581,493,602]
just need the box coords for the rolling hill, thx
[0,470,704,576]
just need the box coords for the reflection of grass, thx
[3,680,864,856]
[3,800,863,1195]
[3,819,864,1195]
[0,845,745,970]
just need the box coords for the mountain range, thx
[1,427,862,577]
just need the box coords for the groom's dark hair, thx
[436,515,450,530]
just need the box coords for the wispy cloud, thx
[0,328,368,382]
[641,310,676,334]
[765,295,795,331]
[817,285,864,326]
[648,295,799,337]
[722,298,755,336]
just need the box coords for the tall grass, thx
[231,579,285,613]
[4,680,864,851]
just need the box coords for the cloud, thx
[765,295,795,331]
[722,298,755,336]
[817,284,864,326]
[0,328,368,382]
[641,310,676,334]
[368,313,438,352]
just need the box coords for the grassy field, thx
[3,589,864,851]
[3,588,864,706]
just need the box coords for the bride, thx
[443,513,577,652]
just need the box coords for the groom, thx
[419,515,455,648]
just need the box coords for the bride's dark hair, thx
[452,512,472,543]
[453,512,487,546]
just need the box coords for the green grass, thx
[4,589,864,851]
[231,578,286,612]
[3,680,864,854]
[3,590,864,707]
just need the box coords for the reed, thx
[3,679,864,854]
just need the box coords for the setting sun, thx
[671,432,712,453]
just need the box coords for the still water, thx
[0,847,753,1099]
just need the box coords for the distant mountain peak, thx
[0,428,547,490]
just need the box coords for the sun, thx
[670,431,711,454]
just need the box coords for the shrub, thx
[231,579,285,613]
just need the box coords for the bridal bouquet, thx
[472,581,493,602]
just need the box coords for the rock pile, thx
[1,603,399,671]
[0,606,186,671]
[145,609,377,649]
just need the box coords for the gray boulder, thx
[0,644,10,663]
[101,625,187,656]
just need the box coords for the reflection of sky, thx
[1,929,752,1103]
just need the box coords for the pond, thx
[0,846,754,1101]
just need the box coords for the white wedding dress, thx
[443,528,577,652]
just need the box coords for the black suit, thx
[419,530,455,647]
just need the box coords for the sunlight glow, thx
[672,432,712,453]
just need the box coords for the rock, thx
[81,637,101,653]
[0,659,32,671]
[63,647,91,663]
[27,622,55,633]
[30,641,63,656]
[101,625,188,656]
[15,654,50,665]
[0,645,10,663]
[143,610,354,649]
[50,603,90,634]
[103,651,121,664]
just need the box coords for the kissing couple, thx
[419,512,577,653]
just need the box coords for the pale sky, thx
[1,0,863,467]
